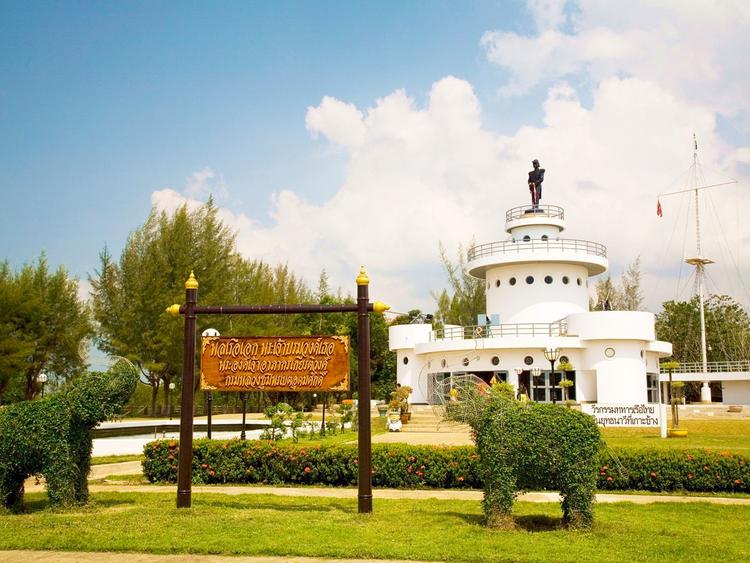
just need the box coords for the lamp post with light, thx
[544,347,561,404]
[168,382,176,419]
[201,328,220,438]
[37,373,48,398]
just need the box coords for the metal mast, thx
[659,135,736,402]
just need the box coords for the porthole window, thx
[491,356,500,366]
[403,357,409,365]
[559,355,569,365]
[441,359,447,368]
[577,278,582,286]
[604,347,616,358]
[526,275,534,284]
[523,235,531,242]
[524,355,534,365]
[462,357,470,367]
[541,235,548,241]
[562,276,569,285]
[495,279,501,288]
[544,275,553,284]
[509,277,517,286]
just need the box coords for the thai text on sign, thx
[200,335,350,392]
[581,403,660,427]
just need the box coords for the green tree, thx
[656,294,750,364]
[0,256,93,402]
[91,200,313,415]
[432,241,484,326]
[592,257,642,311]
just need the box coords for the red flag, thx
[656,199,663,218]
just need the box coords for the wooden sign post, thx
[166,267,388,513]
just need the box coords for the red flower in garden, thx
[201,464,208,469]
[735,479,743,485]
[704,466,710,472]
[687,454,694,461]
[457,476,464,482]
[599,471,606,476]
[407,465,413,473]
[169,440,176,448]
[650,472,657,478]
[688,473,694,480]
[607,477,613,482]
[304,466,311,474]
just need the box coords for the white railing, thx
[468,238,607,262]
[431,320,568,341]
[660,360,750,374]
[505,204,565,222]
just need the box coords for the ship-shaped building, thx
[389,203,673,406]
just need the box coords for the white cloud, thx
[152,74,750,313]
[482,0,750,126]
[184,167,228,200]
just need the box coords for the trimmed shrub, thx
[0,360,138,510]
[446,383,601,529]
[143,439,750,495]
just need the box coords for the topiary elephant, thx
[446,382,601,529]
[0,361,137,511]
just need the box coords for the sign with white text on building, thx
[200,335,350,392]
[581,403,660,427]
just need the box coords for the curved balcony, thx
[431,320,568,341]
[505,204,564,222]
[467,238,608,277]
[469,238,606,261]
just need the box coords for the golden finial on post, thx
[166,304,181,316]
[185,270,199,290]
[356,266,369,286]
[373,301,390,315]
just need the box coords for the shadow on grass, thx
[448,511,564,532]
[7,494,138,515]
[195,497,353,514]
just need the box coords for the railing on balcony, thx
[505,204,565,222]
[659,360,750,374]
[468,238,607,262]
[431,319,568,341]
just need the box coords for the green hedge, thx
[143,440,750,493]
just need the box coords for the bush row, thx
[143,440,750,493]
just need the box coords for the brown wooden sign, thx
[200,335,350,392]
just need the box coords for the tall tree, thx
[0,256,93,402]
[432,241,485,327]
[656,294,750,364]
[592,257,642,311]
[91,200,313,414]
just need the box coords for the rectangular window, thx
[646,372,659,403]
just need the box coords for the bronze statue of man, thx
[528,159,545,209]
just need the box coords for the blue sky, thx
[2,1,749,312]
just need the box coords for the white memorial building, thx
[389,203,674,407]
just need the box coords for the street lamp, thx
[168,382,176,419]
[544,347,561,404]
[240,392,248,440]
[201,328,219,439]
[531,367,542,401]
[37,373,48,398]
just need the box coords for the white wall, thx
[485,263,591,323]
[583,341,648,403]
[389,324,432,350]
[722,381,750,405]
[568,311,657,341]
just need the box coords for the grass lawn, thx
[1,492,749,561]
[91,454,144,466]
[601,419,750,452]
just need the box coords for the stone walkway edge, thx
[76,484,750,505]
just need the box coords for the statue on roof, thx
[528,159,545,210]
